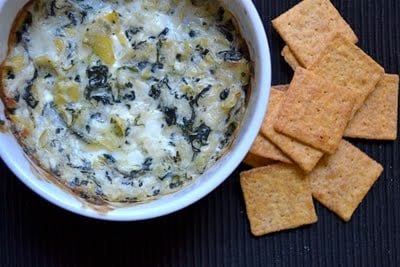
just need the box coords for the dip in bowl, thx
[0,0,271,220]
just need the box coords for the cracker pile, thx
[241,0,399,236]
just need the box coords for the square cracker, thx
[274,68,355,154]
[249,134,293,164]
[243,153,274,168]
[309,34,384,114]
[240,163,318,236]
[344,74,399,140]
[282,46,302,70]
[261,86,324,172]
[310,140,383,221]
[272,0,358,67]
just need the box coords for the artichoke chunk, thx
[84,31,116,65]
[53,79,80,103]
[54,37,65,54]
[110,115,126,137]
[34,56,59,74]
[103,10,120,31]
[6,55,25,71]
[38,129,51,148]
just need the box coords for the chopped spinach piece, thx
[71,177,89,187]
[137,61,148,70]
[120,197,138,203]
[158,27,169,38]
[220,122,237,147]
[195,45,210,58]
[85,86,113,105]
[66,157,93,174]
[103,154,116,164]
[105,171,112,182]
[131,40,147,50]
[80,10,88,23]
[49,0,74,17]
[152,39,165,73]
[179,87,210,137]
[90,112,102,120]
[50,0,57,16]
[151,62,164,73]
[127,157,153,178]
[189,30,196,38]
[85,65,113,105]
[142,157,153,171]
[219,88,230,100]
[6,70,15,80]
[133,114,144,126]
[22,70,39,109]
[111,157,153,179]
[54,28,65,37]
[217,7,225,22]
[169,180,183,189]
[13,92,20,103]
[118,66,139,72]
[123,91,136,101]
[189,123,211,153]
[162,106,177,126]
[160,172,177,181]
[16,11,32,43]
[148,77,170,99]
[66,11,78,26]
[87,65,108,87]
[50,166,62,176]
[125,126,131,137]
[149,83,161,100]
[217,20,235,42]
[191,85,211,107]
[173,151,181,163]
[217,50,243,62]
[125,26,143,41]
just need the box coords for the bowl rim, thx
[0,0,271,221]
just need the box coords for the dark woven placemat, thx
[0,0,399,266]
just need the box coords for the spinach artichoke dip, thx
[0,0,251,203]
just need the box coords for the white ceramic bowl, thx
[0,0,271,220]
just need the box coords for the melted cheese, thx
[1,0,250,203]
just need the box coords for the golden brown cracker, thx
[240,164,318,236]
[309,35,384,114]
[281,46,302,70]
[243,153,274,168]
[272,0,358,67]
[344,74,399,140]
[271,84,290,92]
[250,134,293,164]
[261,87,324,172]
[310,140,383,222]
[274,68,355,154]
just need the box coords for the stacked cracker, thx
[241,0,399,236]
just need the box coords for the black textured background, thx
[0,0,399,266]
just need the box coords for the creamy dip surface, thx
[0,0,250,203]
